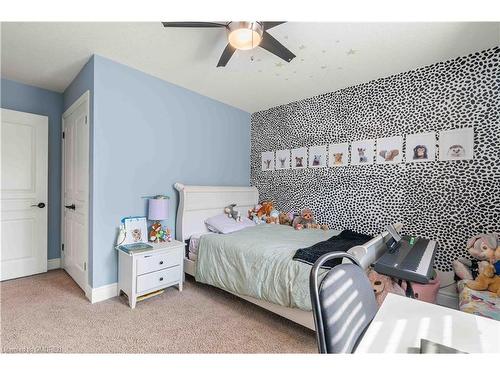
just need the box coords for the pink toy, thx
[367,269,405,307]
[405,274,441,303]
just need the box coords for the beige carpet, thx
[1,269,316,353]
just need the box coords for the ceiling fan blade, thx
[259,31,296,63]
[261,22,286,30]
[217,44,237,67]
[161,22,228,28]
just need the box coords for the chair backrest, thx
[310,252,378,353]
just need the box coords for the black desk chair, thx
[310,252,378,353]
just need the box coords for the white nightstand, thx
[117,240,184,308]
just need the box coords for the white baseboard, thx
[88,283,119,304]
[47,258,61,270]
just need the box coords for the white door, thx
[62,92,89,293]
[1,109,48,281]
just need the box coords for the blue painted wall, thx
[91,55,250,287]
[1,78,64,260]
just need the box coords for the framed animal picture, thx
[439,128,474,161]
[261,151,274,171]
[275,149,290,170]
[351,139,375,166]
[308,145,327,168]
[328,142,349,167]
[376,136,403,164]
[291,147,307,169]
[406,132,436,163]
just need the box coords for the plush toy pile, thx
[247,202,329,230]
[453,233,500,295]
[453,233,500,280]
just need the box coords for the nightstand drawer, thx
[136,266,180,294]
[136,250,181,275]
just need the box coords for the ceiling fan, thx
[161,21,296,67]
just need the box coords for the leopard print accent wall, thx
[251,46,500,271]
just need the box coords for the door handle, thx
[31,202,46,208]
[65,204,76,210]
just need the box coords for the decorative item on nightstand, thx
[147,195,171,242]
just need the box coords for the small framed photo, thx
[261,151,274,171]
[308,145,327,168]
[291,147,307,169]
[376,136,403,164]
[275,149,290,170]
[123,216,148,244]
[406,132,436,163]
[328,143,349,167]
[439,128,474,161]
[351,139,375,165]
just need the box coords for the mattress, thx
[195,224,340,311]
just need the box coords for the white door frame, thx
[61,90,90,299]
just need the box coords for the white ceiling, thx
[1,22,499,112]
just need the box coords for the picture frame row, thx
[261,128,474,171]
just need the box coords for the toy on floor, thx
[367,269,405,306]
[292,208,328,230]
[465,263,500,297]
[452,233,500,280]
[224,204,242,222]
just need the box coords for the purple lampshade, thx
[148,198,169,221]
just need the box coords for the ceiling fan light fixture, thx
[228,22,263,50]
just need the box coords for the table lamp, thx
[147,196,169,242]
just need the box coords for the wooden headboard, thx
[174,183,259,243]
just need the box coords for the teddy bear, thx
[257,201,273,219]
[224,204,241,222]
[278,211,294,226]
[367,269,405,306]
[465,263,500,297]
[452,233,500,280]
[248,204,266,224]
[292,208,329,230]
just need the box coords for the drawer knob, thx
[159,277,164,281]
[159,261,164,265]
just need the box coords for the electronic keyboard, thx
[374,236,437,284]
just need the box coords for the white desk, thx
[355,293,500,353]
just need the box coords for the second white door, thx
[62,92,90,293]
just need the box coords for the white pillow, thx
[205,214,255,234]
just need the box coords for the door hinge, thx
[85,115,88,124]
[62,131,65,139]
[84,262,87,271]
[61,243,64,251]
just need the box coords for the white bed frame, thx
[174,183,392,330]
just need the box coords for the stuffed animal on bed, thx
[452,233,500,280]
[248,204,266,224]
[266,209,280,224]
[257,201,274,219]
[278,211,294,226]
[465,263,500,297]
[292,208,328,230]
[224,204,241,222]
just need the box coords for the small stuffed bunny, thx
[452,233,500,280]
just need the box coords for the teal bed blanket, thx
[195,224,340,311]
